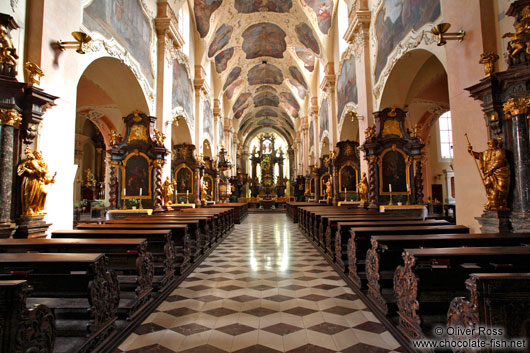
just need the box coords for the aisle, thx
[116,214,402,353]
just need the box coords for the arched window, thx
[438,111,453,159]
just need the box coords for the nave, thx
[116,214,402,353]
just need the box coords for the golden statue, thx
[0,24,18,66]
[200,179,208,201]
[24,62,44,86]
[357,172,369,204]
[84,168,96,187]
[162,176,174,206]
[502,6,530,61]
[325,178,332,200]
[467,137,510,211]
[17,147,56,217]
[154,128,165,145]
[365,125,376,140]
[109,130,122,146]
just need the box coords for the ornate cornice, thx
[344,9,371,43]
[155,2,184,49]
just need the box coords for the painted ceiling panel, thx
[281,91,300,114]
[303,0,334,34]
[288,79,307,99]
[215,47,235,73]
[256,108,279,117]
[235,0,292,13]
[295,47,315,72]
[194,0,223,38]
[223,67,242,91]
[242,23,287,59]
[225,79,243,99]
[208,24,233,58]
[256,85,277,93]
[295,22,320,55]
[234,106,247,119]
[233,92,252,112]
[253,92,280,107]
[247,63,284,85]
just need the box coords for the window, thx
[438,111,453,159]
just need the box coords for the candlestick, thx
[389,184,392,193]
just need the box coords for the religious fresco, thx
[256,85,277,93]
[289,80,307,100]
[295,47,315,72]
[125,154,149,196]
[337,56,358,122]
[254,92,280,107]
[280,92,300,113]
[295,23,320,55]
[194,0,223,38]
[242,23,287,59]
[203,99,213,140]
[225,79,243,99]
[309,120,315,147]
[215,47,234,73]
[208,24,233,58]
[259,118,275,126]
[223,67,242,91]
[256,108,278,117]
[381,150,407,192]
[83,0,154,84]
[235,0,292,13]
[233,92,251,112]
[234,107,247,119]
[172,61,193,120]
[319,98,329,139]
[374,0,440,82]
[289,66,308,89]
[303,0,334,34]
[247,63,284,85]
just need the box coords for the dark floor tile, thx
[215,323,255,336]
[125,344,175,353]
[299,294,329,302]
[179,345,228,353]
[281,284,306,291]
[134,322,165,335]
[204,307,237,317]
[262,323,302,336]
[229,294,259,302]
[283,307,318,316]
[340,343,391,353]
[353,321,388,334]
[323,306,357,315]
[243,307,277,317]
[285,344,336,353]
[165,307,197,317]
[171,323,211,336]
[218,285,244,291]
[263,294,294,302]
[312,284,339,290]
[334,293,359,301]
[186,285,212,291]
[165,294,189,302]
[232,344,282,353]
[308,322,349,335]
[195,295,223,302]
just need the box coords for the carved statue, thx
[467,138,510,211]
[357,172,369,204]
[154,128,165,145]
[325,178,332,200]
[17,147,56,217]
[365,125,376,140]
[409,124,421,139]
[0,24,18,66]
[502,6,530,64]
[200,178,208,201]
[84,168,96,187]
[162,176,174,206]
[109,130,122,146]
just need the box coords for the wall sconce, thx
[56,31,92,54]
[431,23,465,46]
[346,111,364,123]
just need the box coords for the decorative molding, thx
[171,106,194,133]
[10,0,18,12]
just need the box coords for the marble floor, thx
[116,214,402,353]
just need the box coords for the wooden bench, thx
[394,246,530,341]
[0,280,56,353]
[181,209,232,236]
[365,233,530,315]
[206,203,248,223]
[343,225,470,281]
[0,253,119,353]
[0,238,155,320]
[52,229,176,290]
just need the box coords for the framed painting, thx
[174,164,194,195]
[203,174,214,199]
[378,146,411,195]
[320,173,330,197]
[339,162,358,192]
[121,152,152,199]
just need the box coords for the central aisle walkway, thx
[117,214,402,353]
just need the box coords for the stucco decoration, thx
[295,22,320,55]
[235,0,292,14]
[223,67,242,90]
[295,47,315,72]
[194,0,223,38]
[172,61,194,122]
[303,0,334,34]
[256,108,279,117]
[242,23,287,59]
[83,0,155,85]
[233,92,252,112]
[208,24,233,58]
[319,98,329,140]
[337,56,358,123]
[374,0,440,82]
[215,47,235,73]
[247,63,284,85]
[253,92,280,107]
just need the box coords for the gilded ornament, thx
[24,62,44,86]
[357,172,369,204]
[325,178,332,200]
[367,155,378,163]
[109,130,122,145]
[503,96,530,119]
[132,111,142,122]
[128,124,148,143]
[84,168,96,187]
[0,108,21,127]
[478,52,499,77]
[200,178,208,201]
[388,106,397,117]
[382,119,402,137]
[0,24,18,66]
[153,128,166,145]
[364,125,376,140]
[409,123,421,139]
[17,147,56,217]
[502,6,530,64]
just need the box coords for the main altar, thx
[249,133,287,198]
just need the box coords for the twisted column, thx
[367,155,378,208]
[153,160,164,210]
[108,161,119,209]
[414,157,424,204]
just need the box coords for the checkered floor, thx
[116,214,402,352]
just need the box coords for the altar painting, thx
[203,175,214,198]
[319,98,329,139]
[379,148,409,194]
[320,173,330,197]
[122,153,151,199]
[175,165,193,195]
[339,163,358,192]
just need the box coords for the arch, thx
[320,135,330,157]
[339,105,360,142]
[171,116,193,145]
[203,139,212,158]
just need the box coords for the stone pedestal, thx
[509,212,530,233]
[14,217,50,239]
[0,222,15,238]
[475,210,512,233]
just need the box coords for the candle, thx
[187,190,189,195]
[124,188,126,196]
[389,184,392,193]
[407,184,410,192]
[140,188,143,196]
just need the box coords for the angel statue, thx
[162,176,175,206]
[325,178,332,200]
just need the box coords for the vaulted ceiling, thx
[192,0,336,145]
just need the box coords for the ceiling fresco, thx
[256,85,277,93]
[295,22,320,55]
[225,79,243,99]
[288,79,307,99]
[242,23,287,59]
[235,0,292,14]
[247,63,284,85]
[215,47,235,73]
[253,92,280,107]
[256,108,279,117]
[303,0,334,34]
[295,47,315,72]
[234,107,247,119]
[233,92,252,112]
[194,0,223,38]
[208,24,233,58]
[223,67,242,90]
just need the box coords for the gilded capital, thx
[0,108,21,127]
[478,52,499,77]
[367,155,378,163]
[503,96,530,119]
[24,62,44,86]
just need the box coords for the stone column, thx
[0,109,21,238]
[320,64,337,147]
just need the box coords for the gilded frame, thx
[120,151,153,199]
[339,162,359,192]
[320,172,330,197]
[378,145,411,195]
[203,174,214,199]
[174,164,194,195]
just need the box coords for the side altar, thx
[249,133,286,198]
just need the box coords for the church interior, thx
[1,0,530,352]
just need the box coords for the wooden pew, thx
[0,238,155,319]
[53,229,176,290]
[0,280,56,353]
[181,208,233,236]
[0,253,119,353]
[205,203,248,223]
[365,233,530,315]
[343,225,470,282]
[393,246,530,341]
[447,273,530,351]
